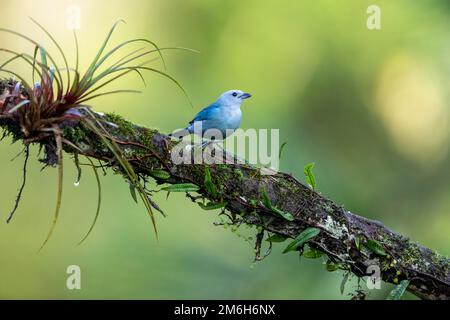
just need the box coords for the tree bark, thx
[0,90,448,300]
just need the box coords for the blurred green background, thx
[0,0,449,299]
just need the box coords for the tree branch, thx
[0,83,448,300]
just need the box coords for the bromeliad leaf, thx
[150,169,171,180]
[304,162,317,190]
[79,19,125,88]
[129,183,138,203]
[83,113,162,238]
[77,157,102,245]
[198,201,227,210]
[162,183,199,192]
[386,280,410,300]
[39,46,48,69]
[204,167,217,197]
[266,234,288,243]
[8,100,30,113]
[39,129,64,250]
[30,18,71,93]
[283,227,320,253]
[0,20,197,242]
[365,239,387,256]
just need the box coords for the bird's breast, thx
[223,107,242,128]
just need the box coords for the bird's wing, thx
[189,102,221,124]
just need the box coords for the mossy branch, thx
[0,81,449,300]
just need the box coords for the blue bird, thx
[171,90,252,143]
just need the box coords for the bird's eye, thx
[232,92,238,97]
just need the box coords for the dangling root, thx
[73,153,82,186]
[6,144,30,223]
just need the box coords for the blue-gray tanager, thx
[171,90,251,142]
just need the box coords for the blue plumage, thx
[189,102,221,124]
[172,89,251,140]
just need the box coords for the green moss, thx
[234,168,244,180]
[122,147,135,157]
[276,177,304,197]
[399,240,449,279]
[105,112,135,136]
[139,128,157,147]
[430,251,447,267]
[0,120,22,141]
[401,242,423,268]
[63,126,87,143]
[322,202,334,214]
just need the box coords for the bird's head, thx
[217,89,252,106]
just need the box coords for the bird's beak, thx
[239,92,252,99]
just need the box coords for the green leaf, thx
[303,247,323,259]
[0,49,43,89]
[386,280,410,300]
[150,169,171,180]
[304,162,317,190]
[30,18,71,93]
[135,66,193,107]
[261,187,294,221]
[79,20,125,87]
[326,260,341,272]
[365,239,387,256]
[278,142,287,159]
[0,27,64,92]
[266,234,288,243]
[32,45,38,84]
[39,46,48,69]
[129,183,138,203]
[354,235,361,251]
[204,167,217,197]
[77,89,141,103]
[340,272,350,295]
[283,227,320,253]
[89,38,166,81]
[71,30,79,92]
[147,195,165,216]
[272,206,294,221]
[261,186,272,208]
[161,183,199,192]
[198,202,227,210]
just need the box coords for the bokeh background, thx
[0,0,449,299]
